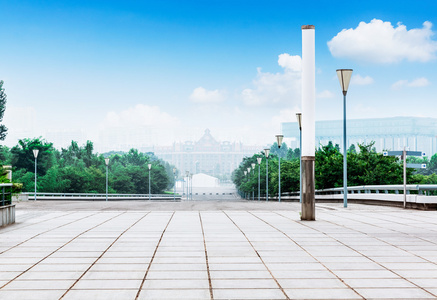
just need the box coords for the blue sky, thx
[1,0,437,150]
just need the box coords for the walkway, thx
[1,201,436,299]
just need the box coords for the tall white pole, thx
[301,25,316,220]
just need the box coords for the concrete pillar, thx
[301,25,316,221]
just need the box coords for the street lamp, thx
[257,157,262,201]
[276,135,283,202]
[336,69,353,208]
[251,163,256,200]
[296,112,302,203]
[244,170,247,199]
[33,149,39,201]
[190,173,193,200]
[173,168,176,201]
[148,163,152,201]
[105,158,109,202]
[185,171,189,200]
[264,148,270,201]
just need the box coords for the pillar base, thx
[301,156,315,221]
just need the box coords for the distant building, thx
[154,129,261,177]
[282,117,437,155]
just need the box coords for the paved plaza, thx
[1,201,437,300]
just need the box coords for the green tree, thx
[0,80,8,140]
[11,138,55,176]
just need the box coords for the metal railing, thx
[1,183,13,206]
[315,184,437,196]
[23,192,181,201]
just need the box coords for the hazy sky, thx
[1,0,437,150]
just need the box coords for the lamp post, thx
[243,170,247,199]
[105,158,109,202]
[264,148,270,201]
[251,163,256,200]
[296,112,302,203]
[276,135,283,202]
[33,149,39,201]
[190,173,193,200]
[336,69,353,208]
[185,171,189,200]
[247,167,251,200]
[173,168,176,201]
[257,157,262,201]
[148,163,152,201]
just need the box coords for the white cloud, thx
[351,74,374,85]
[328,19,437,63]
[278,53,302,71]
[391,77,430,90]
[317,90,335,99]
[189,87,226,104]
[101,104,180,128]
[242,53,301,106]
[408,77,430,87]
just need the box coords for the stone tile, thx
[30,263,90,272]
[62,289,138,300]
[211,279,278,289]
[266,263,326,271]
[208,263,266,271]
[342,278,416,288]
[138,289,211,299]
[0,272,21,281]
[210,270,272,279]
[17,271,83,280]
[409,278,437,288]
[149,263,207,271]
[3,280,75,290]
[0,290,66,300]
[89,263,149,272]
[142,279,210,289]
[146,271,208,280]
[73,279,141,289]
[333,269,399,279]
[395,269,437,278]
[213,288,287,299]
[81,271,145,280]
[284,288,362,299]
[278,278,348,289]
[355,288,436,299]
[272,270,337,279]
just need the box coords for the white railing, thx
[22,192,181,201]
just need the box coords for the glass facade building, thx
[282,117,437,155]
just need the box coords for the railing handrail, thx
[23,192,180,198]
[278,184,437,197]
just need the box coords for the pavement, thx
[1,200,437,300]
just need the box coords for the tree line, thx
[0,138,177,194]
[233,141,437,196]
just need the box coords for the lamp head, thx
[276,135,283,148]
[296,112,302,130]
[33,149,39,158]
[257,157,262,165]
[264,148,270,158]
[148,164,152,170]
[105,158,109,166]
[336,69,353,96]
